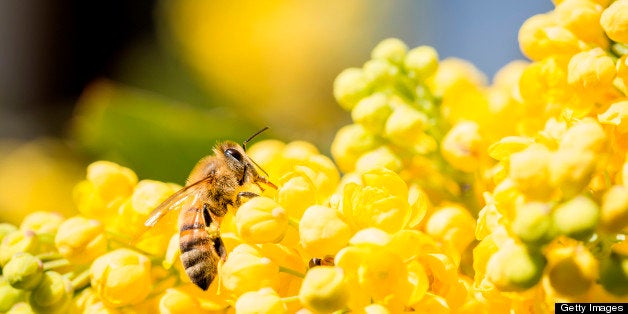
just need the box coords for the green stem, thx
[43,258,70,271]
[278,266,305,279]
[71,269,92,291]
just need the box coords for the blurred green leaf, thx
[70,80,264,183]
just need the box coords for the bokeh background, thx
[0,0,552,224]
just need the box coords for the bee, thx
[144,127,276,290]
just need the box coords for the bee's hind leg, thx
[235,191,259,206]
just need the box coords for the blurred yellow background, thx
[0,1,550,224]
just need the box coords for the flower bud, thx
[331,124,380,173]
[55,216,107,264]
[277,172,317,220]
[351,93,392,134]
[363,59,399,86]
[299,205,351,258]
[19,211,64,234]
[549,150,595,198]
[554,0,607,47]
[221,244,280,295]
[0,230,39,266]
[299,266,350,314]
[90,248,152,307]
[559,118,606,153]
[371,38,407,64]
[236,287,287,314]
[440,121,483,173]
[6,302,34,314]
[547,246,597,297]
[518,13,584,61]
[600,0,628,43]
[3,252,43,290]
[486,244,546,292]
[424,204,476,254]
[364,304,391,314]
[355,146,403,173]
[236,197,288,244]
[508,145,552,199]
[600,185,628,233]
[512,202,555,246]
[567,48,616,98]
[158,287,202,313]
[0,283,26,313]
[87,161,137,201]
[0,223,18,243]
[552,195,599,240]
[29,271,73,314]
[384,105,428,145]
[334,68,372,110]
[404,45,439,82]
[599,253,628,296]
[598,100,628,133]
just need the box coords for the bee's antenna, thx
[242,126,270,151]
[242,126,272,180]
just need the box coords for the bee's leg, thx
[235,191,259,206]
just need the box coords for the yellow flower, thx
[0,230,39,267]
[355,146,403,173]
[598,100,628,133]
[600,0,628,43]
[508,144,553,199]
[424,203,476,255]
[236,287,286,314]
[158,287,202,314]
[331,124,380,173]
[341,168,410,233]
[518,13,585,61]
[299,205,351,258]
[567,48,616,100]
[299,267,350,314]
[19,211,64,235]
[440,121,484,173]
[384,103,429,146]
[90,248,152,307]
[220,244,280,296]
[86,161,137,206]
[277,171,317,220]
[55,216,107,264]
[548,149,596,197]
[554,0,608,48]
[236,196,288,244]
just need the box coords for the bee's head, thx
[216,140,276,189]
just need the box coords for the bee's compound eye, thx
[225,148,244,163]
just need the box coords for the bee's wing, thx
[144,177,211,227]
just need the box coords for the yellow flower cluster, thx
[3,1,628,312]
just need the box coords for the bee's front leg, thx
[235,191,259,206]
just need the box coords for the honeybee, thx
[144,127,276,290]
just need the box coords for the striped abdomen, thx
[178,204,226,290]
